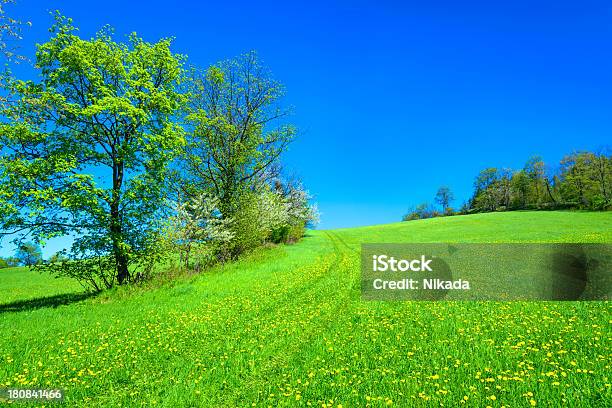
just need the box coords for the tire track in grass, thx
[249,232,442,407]
[224,231,361,405]
[326,230,363,293]
[157,249,344,399]
[137,232,352,406]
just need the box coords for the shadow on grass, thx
[0,292,97,314]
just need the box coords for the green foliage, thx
[559,151,612,209]
[168,193,234,270]
[222,182,317,256]
[523,155,547,203]
[472,168,503,211]
[434,185,454,212]
[227,190,269,256]
[36,232,165,292]
[37,253,115,292]
[48,251,68,264]
[510,170,530,207]
[468,150,611,213]
[405,149,610,222]
[1,256,19,267]
[0,0,30,63]
[0,17,315,287]
[0,14,186,290]
[173,51,315,262]
[224,188,284,256]
[180,51,296,214]
[402,202,440,221]
[0,258,8,268]
[163,183,316,270]
[15,241,43,266]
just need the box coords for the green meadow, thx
[1,211,611,407]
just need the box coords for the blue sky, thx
[2,0,611,257]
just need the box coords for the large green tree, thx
[472,168,500,211]
[559,152,594,206]
[523,156,546,204]
[180,51,296,215]
[0,15,186,288]
[591,150,612,206]
[510,170,530,208]
[559,151,612,208]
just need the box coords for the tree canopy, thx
[403,149,611,222]
[180,51,296,214]
[470,151,611,212]
[0,14,316,291]
[0,14,186,287]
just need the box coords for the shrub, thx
[168,193,234,270]
[166,183,318,271]
[402,203,437,221]
[277,183,318,242]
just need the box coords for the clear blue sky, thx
[2,0,611,257]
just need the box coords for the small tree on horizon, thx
[15,241,42,266]
[434,186,455,213]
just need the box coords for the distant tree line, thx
[403,149,611,221]
[0,241,42,268]
[0,13,317,290]
[402,186,455,221]
[469,151,611,212]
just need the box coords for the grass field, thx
[1,211,611,407]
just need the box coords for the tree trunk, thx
[545,178,557,204]
[596,156,609,203]
[111,159,129,284]
[110,201,129,284]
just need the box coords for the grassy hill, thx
[1,211,611,406]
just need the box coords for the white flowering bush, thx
[167,182,318,269]
[269,182,319,243]
[285,185,319,227]
[170,193,234,270]
[257,188,290,235]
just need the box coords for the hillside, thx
[1,211,611,406]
